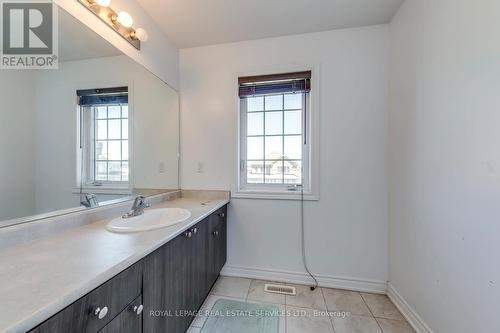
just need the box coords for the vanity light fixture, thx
[114,11,133,28]
[94,0,111,7]
[78,0,147,50]
[130,28,148,42]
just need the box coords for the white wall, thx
[133,66,180,189]
[0,72,36,220]
[180,26,390,289]
[55,0,179,90]
[34,55,179,213]
[389,0,500,332]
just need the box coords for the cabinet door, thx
[143,231,193,333]
[214,210,227,275]
[99,295,142,333]
[190,219,209,311]
[207,205,228,292]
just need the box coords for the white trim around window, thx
[233,65,320,201]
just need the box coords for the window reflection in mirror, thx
[0,5,179,227]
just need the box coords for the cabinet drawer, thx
[99,295,143,333]
[32,262,142,333]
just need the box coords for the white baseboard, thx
[221,265,387,294]
[387,283,434,333]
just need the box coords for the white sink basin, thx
[106,208,191,233]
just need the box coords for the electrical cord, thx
[299,182,319,291]
[299,91,318,291]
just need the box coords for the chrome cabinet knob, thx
[218,212,225,218]
[132,304,144,315]
[212,230,219,236]
[185,231,192,238]
[94,306,108,320]
[191,227,198,234]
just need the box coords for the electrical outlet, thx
[197,162,204,173]
[159,162,165,174]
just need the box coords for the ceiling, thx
[136,0,404,48]
[59,8,122,62]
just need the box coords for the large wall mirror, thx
[0,6,180,228]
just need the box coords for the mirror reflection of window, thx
[77,87,130,191]
[93,104,129,183]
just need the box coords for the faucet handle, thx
[123,195,151,219]
[132,195,147,207]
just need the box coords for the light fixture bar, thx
[78,0,141,50]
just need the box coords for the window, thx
[238,71,314,196]
[91,104,129,183]
[77,87,130,190]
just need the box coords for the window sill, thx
[232,190,319,201]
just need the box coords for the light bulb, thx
[132,28,148,42]
[116,11,133,28]
[95,0,111,7]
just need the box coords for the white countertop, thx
[0,195,229,333]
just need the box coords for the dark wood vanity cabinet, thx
[208,206,227,290]
[28,204,227,333]
[142,224,194,333]
[190,216,210,311]
[143,205,228,333]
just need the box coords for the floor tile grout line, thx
[360,292,385,333]
[320,287,336,333]
[245,278,253,301]
[247,279,288,333]
[284,303,325,311]
[359,292,376,318]
[284,301,287,333]
[374,317,386,332]
[360,292,408,322]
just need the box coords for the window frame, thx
[77,102,134,195]
[235,70,319,200]
[239,93,311,192]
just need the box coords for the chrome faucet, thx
[123,195,151,219]
[81,193,98,208]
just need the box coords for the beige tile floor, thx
[189,276,415,333]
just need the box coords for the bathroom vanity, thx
[27,204,227,333]
[0,192,229,333]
